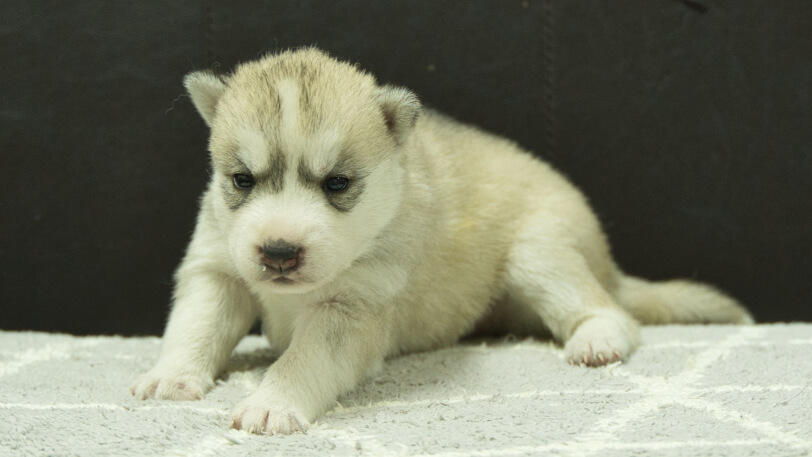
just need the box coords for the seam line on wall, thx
[541,0,558,159]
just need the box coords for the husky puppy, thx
[131,48,752,435]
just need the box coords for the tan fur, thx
[131,48,752,435]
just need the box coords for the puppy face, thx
[185,49,420,293]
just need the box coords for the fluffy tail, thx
[616,275,754,325]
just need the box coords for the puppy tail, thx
[616,275,754,325]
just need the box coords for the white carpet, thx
[1,324,811,457]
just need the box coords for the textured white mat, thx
[1,325,811,457]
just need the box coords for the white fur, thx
[236,128,272,175]
[276,78,301,143]
[132,48,753,435]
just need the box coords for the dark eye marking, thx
[323,176,350,192]
[297,159,364,213]
[232,173,255,190]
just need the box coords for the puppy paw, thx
[231,394,309,435]
[564,316,635,367]
[130,369,213,401]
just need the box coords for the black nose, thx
[260,241,301,273]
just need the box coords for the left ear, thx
[378,85,421,144]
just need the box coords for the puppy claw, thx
[292,415,308,435]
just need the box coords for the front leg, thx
[131,270,258,400]
[231,299,390,435]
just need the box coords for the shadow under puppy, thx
[131,48,753,435]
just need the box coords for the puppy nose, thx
[260,241,302,272]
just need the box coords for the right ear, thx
[183,71,227,127]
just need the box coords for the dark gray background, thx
[2,1,810,335]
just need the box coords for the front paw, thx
[130,368,213,401]
[231,394,309,435]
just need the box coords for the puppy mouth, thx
[259,264,303,285]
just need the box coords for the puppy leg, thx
[505,241,639,366]
[231,300,390,435]
[131,271,258,400]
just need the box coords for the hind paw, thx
[564,316,635,367]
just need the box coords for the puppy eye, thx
[323,176,350,192]
[232,173,255,190]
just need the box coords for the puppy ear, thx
[183,71,227,126]
[378,85,421,144]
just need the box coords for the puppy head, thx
[185,48,420,293]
